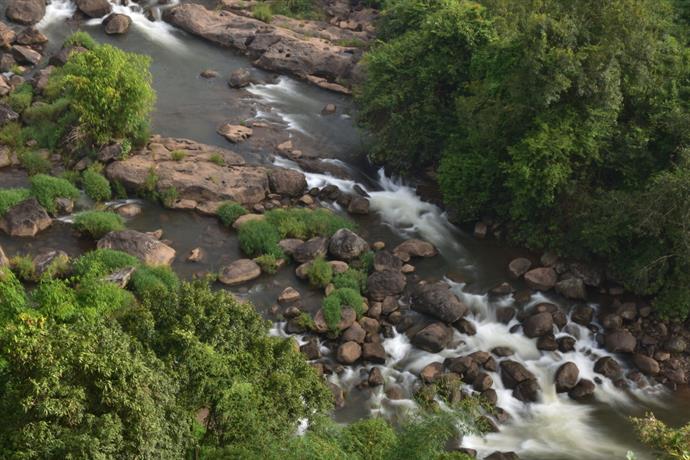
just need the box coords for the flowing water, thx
[1,1,689,458]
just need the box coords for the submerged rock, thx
[217,123,253,143]
[218,259,261,285]
[393,239,437,261]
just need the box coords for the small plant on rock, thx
[209,153,225,166]
[0,188,31,217]
[30,174,80,214]
[255,254,280,274]
[170,150,187,161]
[217,201,248,227]
[237,219,283,258]
[307,256,332,288]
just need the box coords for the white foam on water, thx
[247,78,315,135]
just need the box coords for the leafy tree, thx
[632,413,690,460]
[49,39,155,145]
[0,317,193,459]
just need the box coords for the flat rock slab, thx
[106,136,274,207]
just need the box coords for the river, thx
[1,1,689,458]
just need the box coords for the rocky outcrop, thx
[412,282,468,323]
[218,259,261,285]
[218,123,252,143]
[0,198,52,237]
[106,136,275,208]
[97,230,176,266]
[163,4,361,93]
[6,0,45,25]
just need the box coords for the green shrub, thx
[265,208,355,240]
[8,83,33,112]
[58,43,155,144]
[75,274,136,319]
[340,418,397,460]
[82,166,112,202]
[0,188,30,216]
[72,248,140,277]
[19,151,51,176]
[0,122,24,149]
[217,201,248,226]
[333,268,367,293]
[32,278,78,321]
[112,180,128,199]
[142,167,158,198]
[10,255,36,282]
[39,252,71,280]
[73,211,125,239]
[307,256,332,288]
[30,174,80,214]
[170,150,186,161]
[159,187,178,208]
[0,267,27,325]
[237,219,283,257]
[64,30,97,49]
[321,287,364,332]
[253,3,273,22]
[255,254,279,274]
[130,265,180,300]
[271,0,319,19]
[21,98,71,125]
[352,251,374,274]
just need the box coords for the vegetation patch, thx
[73,210,125,239]
[82,165,112,202]
[0,188,31,216]
[29,174,80,214]
[217,201,248,227]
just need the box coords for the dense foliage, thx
[358,0,690,317]
[0,253,333,458]
[73,210,125,239]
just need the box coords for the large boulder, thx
[570,304,594,325]
[337,341,361,364]
[522,312,554,338]
[508,257,531,279]
[106,137,269,207]
[75,0,112,17]
[292,236,328,263]
[367,270,406,301]
[393,239,437,261]
[218,259,261,285]
[446,356,479,383]
[373,250,402,272]
[362,342,386,364]
[513,378,540,403]
[103,13,132,34]
[411,322,452,353]
[568,379,595,400]
[593,356,622,380]
[500,360,535,389]
[6,0,45,25]
[604,330,636,353]
[0,197,52,237]
[347,196,369,214]
[524,267,557,291]
[97,230,176,266]
[11,45,41,65]
[314,307,356,333]
[411,282,468,323]
[328,228,368,260]
[555,277,587,300]
[268,168,307,197]
[633,353,660,375]
[554,362,579,393]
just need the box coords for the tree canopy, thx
[357,0,690,317]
